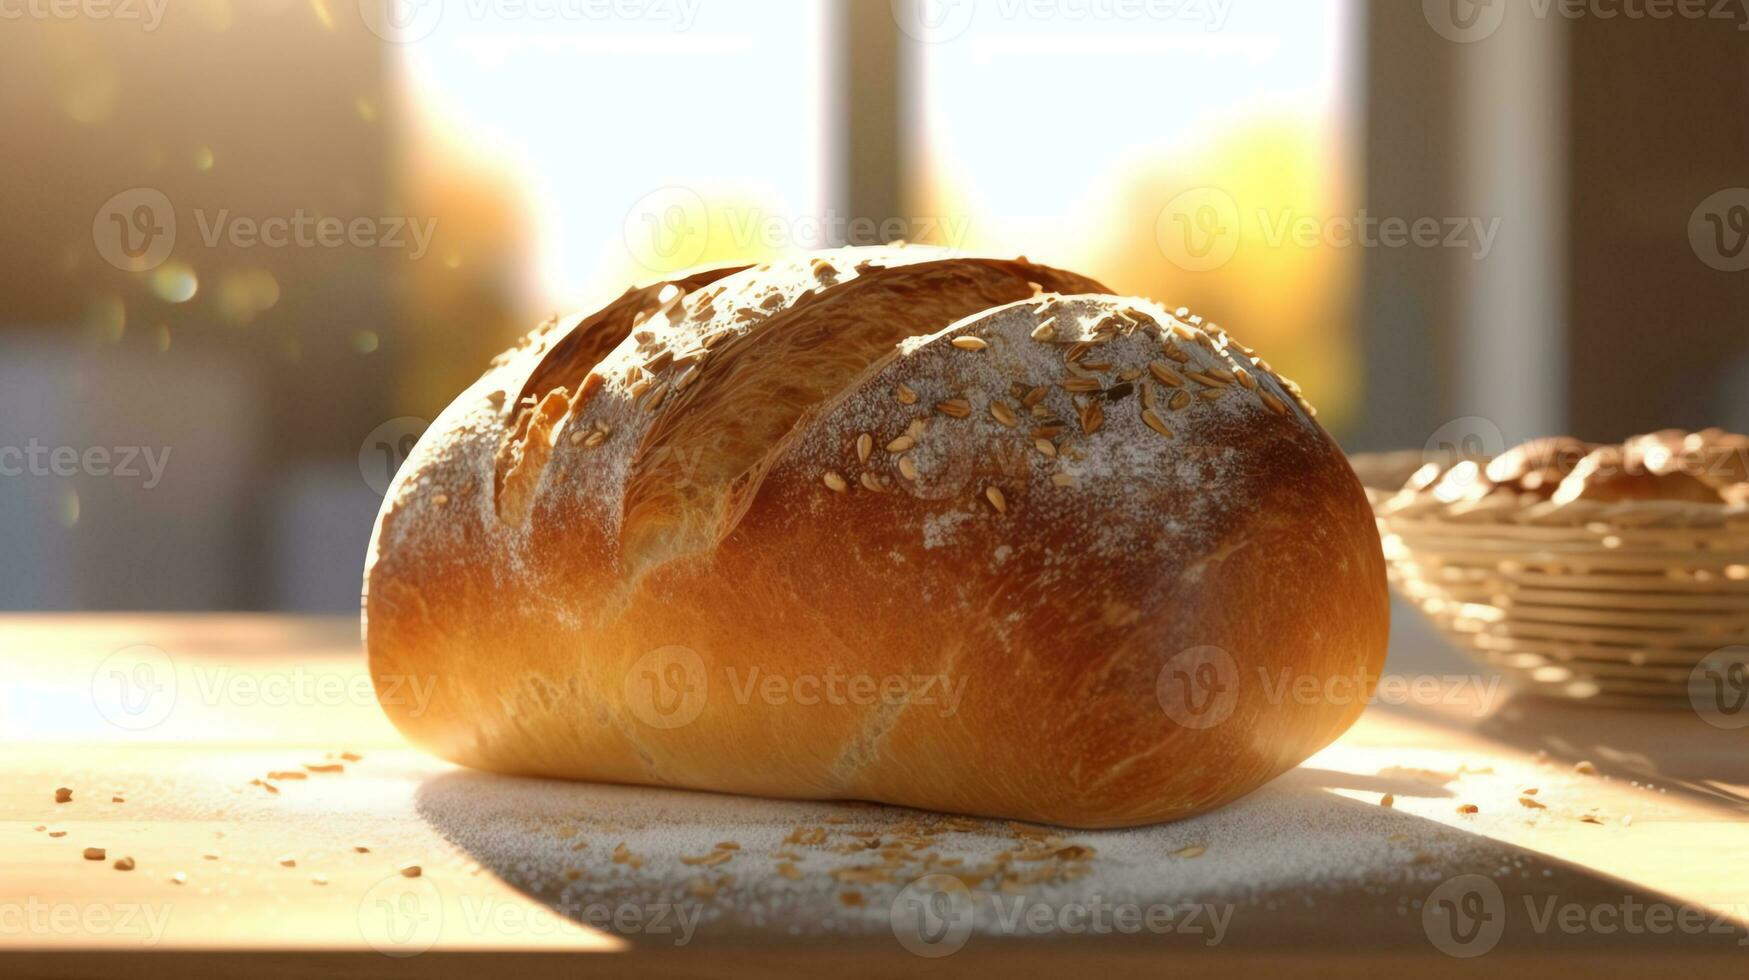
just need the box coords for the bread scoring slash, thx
[363,245,1387,829]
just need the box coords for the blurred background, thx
[1,0,1746,613]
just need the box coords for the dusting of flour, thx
[413,760,1542,940]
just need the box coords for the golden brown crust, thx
[364,246,1388,828]
[1483,436,1594,498]
[1553,444,1732,505]
[1401,429,1748,512]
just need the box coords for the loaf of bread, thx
[364,246,1389,828]
[1396,428,1749,512]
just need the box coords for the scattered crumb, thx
[1518,797,1546,810]
[400,864,423,878]
[687,877,720,899]
[776,862,803,880]
[1379,794,1394,808]
[48,831,67,838]
[266,771,308,781]
[1574,760,1598,776]
[304,763,344,774]
[202,852,220,861]
[838,891,864,907]
[277,855,297,867]
[1172,844,1206,859]
[311,875,328,886]
[83,847,106,861]
[55,788,73,804]
[1457,804,1479,814]
[352,844,371,853]
[170,872,187,885]
[113,857,135,871]
[111,796,125,803]
[1520,787,1538,796]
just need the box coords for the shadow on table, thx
[1368,689,1749,813]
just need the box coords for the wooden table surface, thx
[2,614,1746,977]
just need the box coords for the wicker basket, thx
[1349,451,1749,707]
